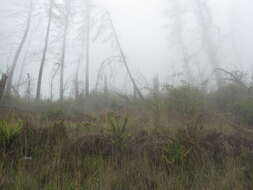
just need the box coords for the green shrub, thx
[44,108,65,121]
[232,98,253,125]
[0,120,22,153]
[166,85,207,119]
[211,84,248,111]
[163,142,191,166]
[107,113,129,150]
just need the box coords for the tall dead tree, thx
[58,0,71,101]
[25,73,31,101]
[193,0,223,87]
[36,0,54,100]
[153,75,160,95]
[17,33,33,92]
[16,19,40,93]
[5,0,33,95]
[0,74,8,102]
[74,0,91,98]
[50,63,60,101]
[74,58,82,98]
[103,76,108,95]
[169,0,195,83]
[229,0,242,69]
[84,0,91,97]
[106,12,144,100]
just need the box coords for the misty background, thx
[0,0,252,99]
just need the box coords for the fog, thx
[0,0,253,99]
[2,1,253,185]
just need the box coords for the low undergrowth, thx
[1,83,253,189]
[1,113,253,190]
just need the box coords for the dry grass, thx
[0,109,253,190]
[1,84,253,189]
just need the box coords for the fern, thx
[107,113,129,150]
[0,120,22,152]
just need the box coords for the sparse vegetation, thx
[0,0,252,189]
[0,83,253,189]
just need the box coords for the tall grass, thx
[1,83,253,189]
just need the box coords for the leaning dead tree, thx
[5,0,34,95]
[93,11,144,100]
[36,0,54,100]
[106,12,144,100]
[16,22,38,93]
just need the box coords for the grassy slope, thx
[1,85,253,189]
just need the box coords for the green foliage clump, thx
[212,84,248,111]
[232,98,253,125]
[0,120,22,153]
[44,108,65,121]
[107,113,129,150]
[163,142,191,166]
[166,85,207,119]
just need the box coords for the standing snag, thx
[106,12,144,100]
[59,0,72,101]
[192,0,223,88]
[36,0,54,100]
[5,0,34,96]
[0,74,8,101]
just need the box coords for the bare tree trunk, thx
[85,0,91,97]
[229,0,241,68]
[0,74,8,102]
[74,60,81,99]
[17,20,40,93]
[50,79,53,101]
[17,36,32,92]
[153,75,160,95]
[133,86,137,100]
[59,0,71,101]
[104,76,109,107]
[193,0,223,87]
[5,0,33,95]
[25,73,31,101]
[152,75,161,129]
[50,65,59,101]
[104,76,108,95]
[107,12,144,100]
[36,0,54,100]
[172,0,195,83]
[60,28,67,101]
